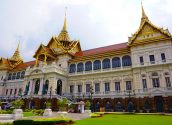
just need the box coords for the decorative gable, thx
[128,20,171,46]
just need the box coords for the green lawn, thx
[73,113,172,125]
[23,112,37,117]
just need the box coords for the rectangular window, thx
[78,85,82,93]
[142,79,147,89]
[126,81,132,90]
[140,56,144,65]
[165,77,171,87]
[95,83,100,92]
[10,89,13,95]
[152,78,160,88]
[86,84,90,93]
[149,55,155,64]
[105,83,110,92]
[161,53,166,62]
[115,82,120,91]
[6,89,8,95]
[70,85,74,93]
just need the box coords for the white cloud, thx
[0,0,172,61]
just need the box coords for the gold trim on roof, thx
[10,42,23,62]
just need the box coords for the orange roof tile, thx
[74,42,128,57]
[11,60,35,71]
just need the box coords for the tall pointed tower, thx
[57,10,71,42]
[9,42,23,68]
[10,42,23,62]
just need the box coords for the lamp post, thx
[89,85,94,112]
[50,86,52,99]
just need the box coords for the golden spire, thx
[10,42,23,62]
[57,7,71,42]
[141,1,149,25]
[62,8,67,31]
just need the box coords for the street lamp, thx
[89,85,94,112]
[50,86,52,99]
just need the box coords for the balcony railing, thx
[2,87,172,100]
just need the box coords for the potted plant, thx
[11,99,24,120]
[46,101,51,109]
[57,98,68,112]
[43,101,52,117]
[85,100,91,110]
[84,100,91,114]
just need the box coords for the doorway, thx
[155,96,164,112]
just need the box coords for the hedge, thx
[13,118,72,125]
[0,123,13,125]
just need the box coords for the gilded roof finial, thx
[57,7,71,41]
[10,41,23,62]
[62,7,67,31]
[141,1,149,24]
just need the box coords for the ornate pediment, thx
[128,4,172,46]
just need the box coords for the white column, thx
[38,78,44,95]
[28,80,33,95]
[120,57,123,69]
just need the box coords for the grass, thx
[73,113,172,125]
[23,112,37,117]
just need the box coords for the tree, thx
[11,99,24,109]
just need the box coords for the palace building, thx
[0,5,172,112]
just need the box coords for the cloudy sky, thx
[0,0,172,61]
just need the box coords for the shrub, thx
[57,98,68,111]
[24,109,32,112]
[85,100,91,110]
[11,99,24,109]
[13,119,33,125]
[32,109,44,116]
[0,122,13,125]
[0,110,13,114]
[46,101,51,109]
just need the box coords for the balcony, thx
[69,66,132,76]
[25,63,67,76]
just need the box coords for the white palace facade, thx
[0,5,172,112]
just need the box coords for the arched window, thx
[69,64,76,73]
[115,101,123,112]
[34,79,40,94]
[16,72,21,79]
[12,73,16,80]
[43,80,49,95]
[8,73,12,80]
[77,63,84,72]
[112,57,121,68]
[94,60,101,70]
[21,71,25,79]
[102,58,110,69]
[56,79,62,95]
[24,82,30,95]
[122,55,132,66]
[85,61,92,71]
